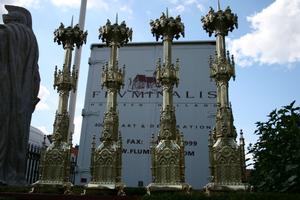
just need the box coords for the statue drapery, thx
[0,5,40,185]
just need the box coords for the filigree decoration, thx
[101,62,125,90]
[149,10,189,192]
[209,51,235,81]
[153,143,182,184]
[99,19,132,47]
[54,65,78,92]
[150,12,184,41]
[88,18,128,192]
[34,21,87,191]
[54,23,88,49]
[39,146,71,183]
[158,106,178,140]
[91,139,122,184]
[202,4,248,190]
[156,58,180,87]
[214,146,242,184]
[201,6,238,37]
[52,111,69,144]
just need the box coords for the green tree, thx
[249,101,300,192]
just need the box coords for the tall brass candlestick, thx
[201,1,249,193]
[147,10,191,194]
[32,22,87,194]
[86,16,132,196]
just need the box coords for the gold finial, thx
[166,7,169,18]
[92,134,96,148]
[240,129,244,138]
[71,15,74,27]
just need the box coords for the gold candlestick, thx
[201,1,249,193]
[32,22,87,194]
[147,10,191,194]
[86,16,132,196]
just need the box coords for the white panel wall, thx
[76,41,216,189]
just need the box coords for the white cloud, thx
[36,84,50,111]
[228,0,300,67]
[72,115,82,145]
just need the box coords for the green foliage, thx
[248,101,300,192]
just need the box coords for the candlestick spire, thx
[147,10,190,194]
[71,15,74,27]
[201,3,249,194]
[86,17,132,196]
[32,22,87,194]
[166,7,169,17]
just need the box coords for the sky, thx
[1,0,299,152]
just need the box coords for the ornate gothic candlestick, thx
[201,1,248,193]
[147,10,190,194]
[86,16,132,195]
[32,22,87,193]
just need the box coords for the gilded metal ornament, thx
[99,17,132,47]
[147,10,191,194]
[32,22,87,193]
[202,2,248,193]
[86,17,131,195]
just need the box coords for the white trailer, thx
[76,41,216,189]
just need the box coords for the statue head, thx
[2,5,32,28]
